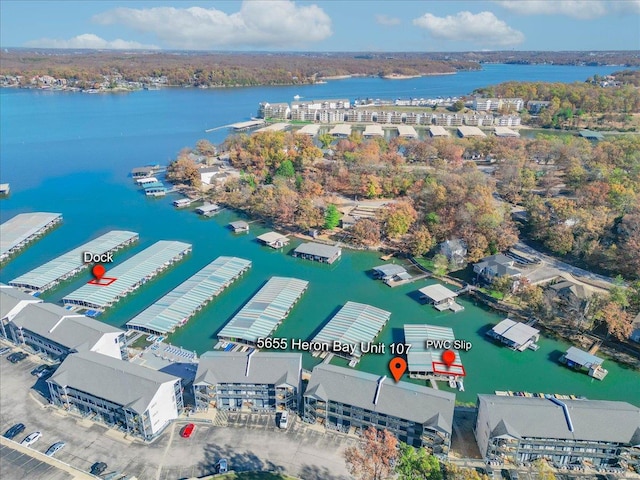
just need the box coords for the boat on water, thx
[293,94,302,100]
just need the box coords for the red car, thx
[180,423,195,438]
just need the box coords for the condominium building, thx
[47,351,183,440]
[5,302,126,361]
[475,394,640,470]
[303,364,455,456]
[0,285,41,338]
[193,351,302,412]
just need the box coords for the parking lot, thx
[0,347,354,480]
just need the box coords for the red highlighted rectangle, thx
[432,361,466,377]
[88,277,117,286]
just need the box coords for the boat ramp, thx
[126,256,251,335]
[62,240,191,311]
[0,212,62,263]
[9,230,138,293]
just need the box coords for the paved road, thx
[0,348,353,480]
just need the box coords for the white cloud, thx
[493,1,608,19]
[610,0,640,14]
[25,34,159,50]
[375,14,401,26]
[413,11,525,47]
[92,1,332,50]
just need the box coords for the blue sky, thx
[1,1,639,51]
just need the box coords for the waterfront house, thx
[48,351,183,441]
[473,254,521,283]
[256,231,289,248]
[545,280,591,317]
[340,214,357,229]
[228,221,249,233]
[418,284,463,312]
[475,394,640,469]
[303,364,455,456]
[193,351,302,412]
[199,166,222,185]
[560,346,608,380]
[6,302,126,361]
[293,242,341,264]
[440,239,467,268]
[486,318,539,351]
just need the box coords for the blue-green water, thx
[1,64,637,405]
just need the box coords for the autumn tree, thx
[318,133,333,149]
[379,200,418,239]
[443,463,489,480]
[596,301,633,341]
[195,138,217,157]
[532,460,556,480]
[395,443,442,480]
[408,226,434,257]
[351,219,382,246]
[344,427,398,480]
[324,204,341,230]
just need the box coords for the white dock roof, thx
[494,126,520,137]
[296,124,321,136]
[10,230,138,292]
[218,276,308,343]
[491,318,540,346]
[418,284,458,303]
[0,212,62,260]
[429,126,450,137]
[254,122,289,133]
[404,324,465,376]
[126,256,251,334]
[363,124,384,137]
[397,125,418,138]
[62,241,191,309]
[312,301,391,358]
[329,124,352,137]
[457,126,486,137]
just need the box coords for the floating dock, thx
[0,183,10,195]
[404,324,466,381]
[0,212,62,263]
[9,230,139,293]
[295,124,321,137]
[229,120,266,132]
[126,256,251,335]
[62,240,192,310]
[311,301,391,365]
[217,276,309,345]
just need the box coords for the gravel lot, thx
[0,346,353,480]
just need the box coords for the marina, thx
[217,276,309,346]
[310,301,391,366]
[0,212,62,263]
[126,256,251,335]
[8,230,138,293]
[62,240,192,310]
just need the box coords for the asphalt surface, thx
[0,346,353,480]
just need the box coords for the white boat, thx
[293,94,301,100]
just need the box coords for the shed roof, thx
[491,318,539,346]
[418,284,458,303]
[305,364,455,433]
[293,242,341,259]
[478,394,640,443]
[48,351,179,414]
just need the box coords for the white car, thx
[21,431,42,447]
[278,411,289,429]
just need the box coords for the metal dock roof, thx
[62,241,191,310]
[0,212,62,261]
[218,276,309,344]
[126,256,251,335]
[312,301,391,359]
[9,230,138,292]
[404,324,465,376]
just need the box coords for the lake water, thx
[1,63,637,405]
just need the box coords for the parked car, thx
[278,411,289,429]
[20,431,42,447]
[3,423,25,439]
[0,346,12,355]
[180,423,195,438]
[508,470,519,480]
[90,462,108,476]
[7,352,28,363]
[215,459,228,473]
[45,441,65,456]
[31,365,50,377]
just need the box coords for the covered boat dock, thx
[62,240,192,310]
[217,276,308,345]
[560,346,608,380]
[293,242,341,264]
[126,256,251,335]
[311,301,391,365]
[9,230,138,293]
[404,324,465,382]
[418,284,464,312]
[486,318,540,351]
[0,212,62,263]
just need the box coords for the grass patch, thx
[128,335,150,349]
[414,257,447,276]
[480,287,505,300]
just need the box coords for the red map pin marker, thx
[92,264,106,281]
[389,357,407,382]
[442,349,456,367]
